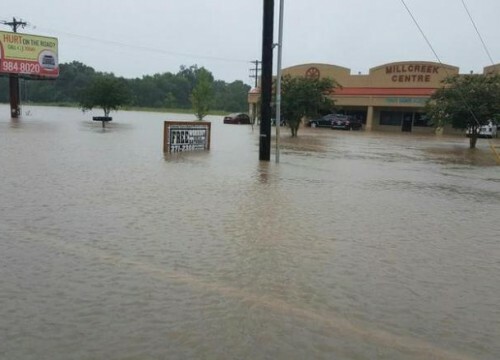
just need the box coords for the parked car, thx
[465,120,498,138]
[331,115,363,130]
[223,113,251,125]
[308,114,339,128]
[271,117,287,126]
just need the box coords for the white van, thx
[466,120,498,138]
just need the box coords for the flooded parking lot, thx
[1,105,499,360]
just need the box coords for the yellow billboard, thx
[0,31,59,77]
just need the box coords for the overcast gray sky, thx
[3,0,500,85]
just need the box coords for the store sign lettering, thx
[385,97,427,105]
[386,64,439,83]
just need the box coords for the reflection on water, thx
[1,105,499,360]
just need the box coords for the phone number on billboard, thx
[1,60,41,74]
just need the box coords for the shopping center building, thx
[248,61,500,134]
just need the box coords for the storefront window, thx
[413,113,430,127]
[380,111,431,127]
[380,111,402,126]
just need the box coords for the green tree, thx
[190,68,214,121]
[213,80,251,112]
[21,61,96,104]
[79,75,130,117]
[426,74,500,148]
[280,75,338,137]
[56,61,96,102]
[129,75,164,108]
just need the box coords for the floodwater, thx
[1,105,499,360]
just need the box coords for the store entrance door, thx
[402,112,413,132]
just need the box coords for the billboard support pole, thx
[2,18,27,118]
[9,75,20,118]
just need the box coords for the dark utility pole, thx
[2,17,27,118]
[259,0,274,161]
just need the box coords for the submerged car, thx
[308,114,339,128]
[465,120,498,138]
[223,113,251,125]
[331,115,363,130]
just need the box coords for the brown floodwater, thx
[1,105,499,360]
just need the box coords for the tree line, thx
[0,61,251,113]
[1,60,498,147]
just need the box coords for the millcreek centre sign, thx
[0,30,59,78]
[386,63,440,83]
[163,121,211,153]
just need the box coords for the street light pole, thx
[275,0,284,163]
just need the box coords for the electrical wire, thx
[0,19,251,65]
[398,0,444,66]
[459,1,499,150]
[399,0,481,127]
[460,0,495,66]
[34,25,251,64]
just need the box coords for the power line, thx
[460,0,495,66]
[399,0,481,126]
[33,25,251,65]
[1,19,251,65]
[1,19,255,84]
[399,0,443,65]
[1,18,248,64]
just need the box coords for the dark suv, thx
[223,113,251,125]
[331,115,363,130]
